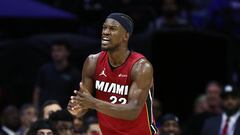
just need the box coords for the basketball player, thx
[68,13,158,135]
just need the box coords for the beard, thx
[223,106,240,116]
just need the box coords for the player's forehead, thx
[103,18,121,27]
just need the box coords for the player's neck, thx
[108,48,130,68]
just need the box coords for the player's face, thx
[101,18,127,51]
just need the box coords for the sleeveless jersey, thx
[94,51,158,135]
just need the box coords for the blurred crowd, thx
[39,0,240,38]
[0,100,102,135]
[154,81,240,135]
[0,78,240,135]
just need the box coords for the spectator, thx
[27,119,57,135]
[207,0,240,37]
[148,0,189,32]
[0,105,20,135]
[189,0,213,30]
[205,81,222,113]
[49,110,74,135]
[0,83,6,113]
[40,100,62,120]
[18,104,38,135]
[33,40,80,108]
[182,81,222,135]
[193,94,208,114]
[85,117,102,135]
[73,116,84,135]
[160,113,181,135]
[153,98,162,128]
[201,84,240,135]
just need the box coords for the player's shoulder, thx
[135,58,153,69]
[84,52,102,68]
[131,57,153,81]
[132,57,153,75]
[86,52,101,62]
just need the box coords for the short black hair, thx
[19,103,36,116]
[27,119,57,135]
[84,116,99,132]
[51,40,72,52]
[49,110,73,122]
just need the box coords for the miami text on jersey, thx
[95,80,129,96]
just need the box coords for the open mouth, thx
[102,37,110,45]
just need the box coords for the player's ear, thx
[123,33,129,41]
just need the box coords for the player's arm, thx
[81,53,99,94]
[76,58,153,120]
[67,53,99,116]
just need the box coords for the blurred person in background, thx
[148,0,189,32]
[40,100,62,120]
[201,84,240,135]
[154,98,162,128]
[205,81,222,113]
[18,104,38,135]
[159,113,181,135]
[189,0,213,30]
[49,110,74,135]
[27,119,57,135]
[0,105,20,135]
[194,94,209,114]
[33,40,80,108]
[85,118,102,135]
[207,0,240,37]
[183,81,222,135]
[73,116,84,135]
[0,83,6,113]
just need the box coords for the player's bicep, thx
[81,54,99,93]
[128,59,153,108]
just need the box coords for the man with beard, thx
[68,12,158,135]
[0,105,20,135]
[201,85,240,135]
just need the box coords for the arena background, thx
[0,0,240,124]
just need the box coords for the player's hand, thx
[67,92,87,117]
[74,82,96,109]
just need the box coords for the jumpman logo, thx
[99,68,107,77]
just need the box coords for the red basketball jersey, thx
[94,51,158,135]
